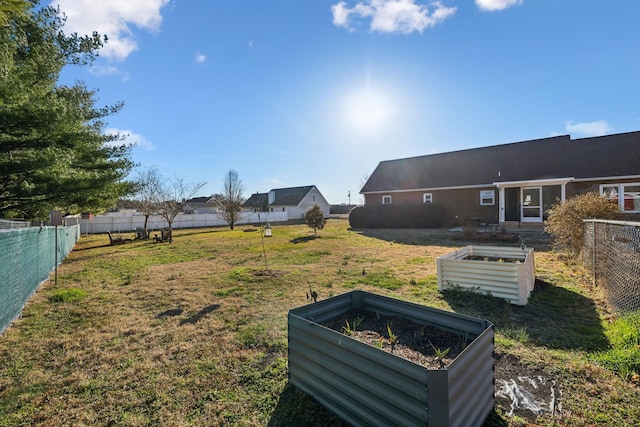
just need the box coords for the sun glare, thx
[342,87,395,133]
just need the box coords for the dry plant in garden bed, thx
[321,309,468,369]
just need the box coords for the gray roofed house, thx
[361,131,640,227]
[183,196,218,214]
[242,185,330,219]
[243,193,269,211]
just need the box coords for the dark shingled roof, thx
[270,186,314,205]
[361,131,640,193]
[243,193,268,208]
[242,186,316,208]
[186,196,211,204]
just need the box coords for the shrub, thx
[544,192,619,257]
[304,205,327,236]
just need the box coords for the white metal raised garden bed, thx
[437,245,535,306]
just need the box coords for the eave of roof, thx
[269,185,314,206]
[361,131,640,193]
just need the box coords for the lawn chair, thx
[153,227,172,243]
[107,231,133,245]
[135,227,149,240]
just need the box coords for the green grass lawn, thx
[0,220,638,426]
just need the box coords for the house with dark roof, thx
[360,131,640,227]
[183,196,218,214]
[243,185,330,219]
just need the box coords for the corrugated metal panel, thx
[288,291,494,427]
[437,246,535,305]
[289,315,428,425]
[448,327,495,427]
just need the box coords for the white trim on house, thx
[495,178,573,223]
[480,190,495,206]
[363,183,495,195]
[572,174,640,182]
[600,182,640,213]
[492,177,575,188]
[362,175,640,196]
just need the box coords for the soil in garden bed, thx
[321,309,469,369]
[464,255,523,263]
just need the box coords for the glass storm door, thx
[521,187,542,222]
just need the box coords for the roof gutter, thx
[493,177,575,188]
[360,183,494,195]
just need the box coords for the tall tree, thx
[217,169,245,230]
[0,2,135,219]
[0,0,28,25]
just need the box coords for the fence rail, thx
[0,225,80,335]
[583,219,640,313]
[79,211,288,234]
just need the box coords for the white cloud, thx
[565,120,612,137]
[331,0,457,34]
[475,0,523,12]
[88,65,130,81]
[195,53,206,64]
[51,0,171,61]
[105,128,154,150]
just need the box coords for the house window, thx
[601,183,640,212]
[480,190,495,206]
[382,195,392,205]
[423,193,432,203]
[312,195,316,202]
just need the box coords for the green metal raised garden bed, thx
[288,290,495,427]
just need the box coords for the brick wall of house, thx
[365,187,499,227]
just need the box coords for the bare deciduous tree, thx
[134,166,163,234]
[155,175,206,242]
[217,169,245,230]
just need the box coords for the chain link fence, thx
[583,220,640,313]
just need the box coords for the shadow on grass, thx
[268,383,507,427]
[351,228,551,252]
[178,304,221,325]
[267,383,347,427]
[157,308,183,318]
[290,236,319,244]
[72,242,113,251]
[442,278,608,351]
[165,227,229,239]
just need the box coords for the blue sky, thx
[52,0,640,204]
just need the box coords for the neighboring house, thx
[242,186,330,219]
[183,197,218,214]
[360,131,640,227]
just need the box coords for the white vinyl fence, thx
[80,211,288,234]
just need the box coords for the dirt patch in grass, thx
[493,350,562,423]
